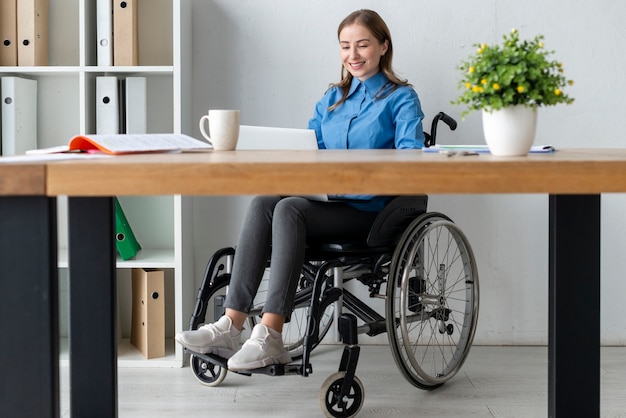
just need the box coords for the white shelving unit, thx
[1,0,194,367]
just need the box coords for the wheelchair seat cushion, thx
[306,195,428,254]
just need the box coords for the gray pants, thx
[223,195,379,319]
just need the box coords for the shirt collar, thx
[348,72,390,99]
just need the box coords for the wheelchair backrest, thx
[366,195,428,247]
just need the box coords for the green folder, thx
[115,197,141,260]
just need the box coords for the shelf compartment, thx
[83,0,174,67]
[60,338,180,368]
[57,248,176,269]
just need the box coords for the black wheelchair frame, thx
[183,113,479,418]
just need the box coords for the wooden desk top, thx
[44,148,626,196]
[0,163,47,196]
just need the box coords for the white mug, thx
[199,109,240,150]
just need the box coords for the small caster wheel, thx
[189,354,227,387]
[319,371,364,418]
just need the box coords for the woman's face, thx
[339,23,388,82]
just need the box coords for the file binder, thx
[131,268,165,359]
[123,77,147,134]
[1,76,37,156]
[115,197,141,260]
[113,0,138,66]
[96,0,113,66]
[0,0,18,66]
[96,76,120,134]
[17,0,49,66]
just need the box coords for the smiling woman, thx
[326,9,414,112]
[309,9,425,153]
[339,22,388,81]
[176,8,427,375]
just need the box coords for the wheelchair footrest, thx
[243,363,311,377]
[184,349,229,369]
[184,348,312,377]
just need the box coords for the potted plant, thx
[452,29,574,155]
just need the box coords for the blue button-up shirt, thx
[307,71,425,211]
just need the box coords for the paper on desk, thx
[0,153,111,163]
[423,145,556,153]
[26,133,213,155]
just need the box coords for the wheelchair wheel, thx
[189,354,227,387]
[386,212,479,389]
[319,372,364,418]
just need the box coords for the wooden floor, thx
[60,345,626,417]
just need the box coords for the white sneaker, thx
[227,324,292,371]
[174,315,241,358]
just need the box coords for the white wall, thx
[188,0,626,345]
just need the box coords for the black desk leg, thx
[0,196,59,418]
[68,197,117,417]
[549,194,600,418]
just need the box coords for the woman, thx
[175,9,425,371]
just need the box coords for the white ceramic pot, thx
[482,105,538,156]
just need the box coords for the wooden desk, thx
[5,149,622,417]
[0,163,47,195]
[47,148,626,195]
[0,163,59,417]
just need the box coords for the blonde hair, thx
[329,9,410,111]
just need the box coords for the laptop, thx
[236,125,329,201]
[237,125,319,151]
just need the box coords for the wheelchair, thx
[183,113,479,417]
